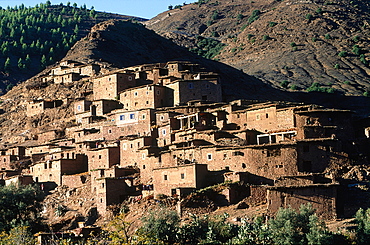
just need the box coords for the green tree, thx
[4,57,11,72]
[355,208,370,245]
[40,55,47,68]
[135,207,180,244]
[0,185,44,232]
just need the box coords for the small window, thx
[160,116,164,120]
[130,114,135,119]
[242,163,246,169]
[181,173,185,179]
[146,101,149,104]
[205,84,210,89]
[142,114,146,119]
[157,90,160,95]
[142,165,146,169]
[162,129,166,135]
[134,92,138,96]
[207,153,212,160]
[123,144,127,150]
[256,114,260,120]
[188,83,193,89]
[128,76,133,81]
[164,175,168,180]
[120,115,125,121]
[108,129,112,134]
[77,105,81,111]
[142,153,146,159]
[99,155,102,159]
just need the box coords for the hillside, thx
[146,0,370,96]
[0,2,144,94]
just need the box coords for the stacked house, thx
[1,60,368,219]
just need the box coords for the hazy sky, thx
[0,0,187,18]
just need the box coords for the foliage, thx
[355,208,370,244]
[262,35,270,41]
[135,206,180,244]
[325,34,331,39]
[106,213,132,244]
[306,82,335,93]
[247,10,261,24]
[236,14,244,20]
[211,10,220,20]
[189,36,226,60]
[338,51,347,57]
[352,45,361,55]
[290,42,296,47]
[280,80,290,89]
[0,226,35,245]
[305,14,313,20]
[230,216,272,244]
[269,204,335,245]
[269,21,277,27]
[0,184,44,232]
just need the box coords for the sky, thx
[0,0,187,19]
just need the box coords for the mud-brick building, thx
[53,72,80,84]
[26,100,63,117]
[37,130,65,145]
[165,79,222,106]
[30,154,87,185]
[267,175,339,220]
[113,108,156,136]
[93,72,136,101]
[152,163,208,197]
[119,84,173,110]
[86,146,120,170]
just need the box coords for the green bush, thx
[353,35,360,42]
[236,14,244,20]
[305,13,313,20]
[262,35,270,41]
[280,80,290,88]
[247,9,261,24]
[290,42,296,47]
[338,51,347,57]
[334,64,340,69]
[325,34,331,39]
[269,21,277,27]
[306,82,335,93]
[352,45,361,55]
[211,10,220,20]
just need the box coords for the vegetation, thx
[338,51,347,57]
[0,184,44,232]
[189,36,226,59]
[280,80,290,88]
[0,1,127,92]
[306,82,335,93]
[247,9,261,24]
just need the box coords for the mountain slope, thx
[146,0,370,96]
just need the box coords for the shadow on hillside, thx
[67,21,370,116]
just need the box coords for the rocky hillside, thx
[146,0,370,96]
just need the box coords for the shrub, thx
[290,84,298,90]
[355,208,370,244]
[290,42,296,47]
[247,34,254,40]
[305,13,313,20]
[269,21,277,27]
[353,35,360,42]
[334,64,340,69]
[211,10,220,20]
[306,82,335,93]
[360,54,368,65]
[236,14,244,20]
[344,81,350,85]
[241,24,248,31]
[352,45,361,55]
[316,7,323,14]
[325,34,331,39]
[247,9,261,24]
[312,37,317,42]
[338,51,347,57]
[280,80,290,88]
[262,35,270,41]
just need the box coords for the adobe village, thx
[1,57,370,228]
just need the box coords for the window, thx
[142,165,146,169]
[44,163,47,169]
[108,129,112,134]
[157,90,160,95]
[206,84,210,89]
[162,129,166,136]
[188,83,193,89]
[77,105,81,111]
[123,144,127,150]
[142,114,146,119]
[160,116,164,120]
[128,76,133,81]
[119,115,125,121]
[256,114,260,120]
[134,92,138,96]
[142,153,146,159]
[164,175,168,180]
[130,114,135,119]
[207,153,212,160]
[98,155,102,159]
[242,163,246,169]
[181,173,185,179]
[146,101,149,104]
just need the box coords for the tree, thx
[355,208,370,245]
[17,58,24,69]
[135,207,180,244]
[73,24,79,34]
[0,185,44,232]
[168,5,173,10]
[40,55,47,68]
[4,57,11,72]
